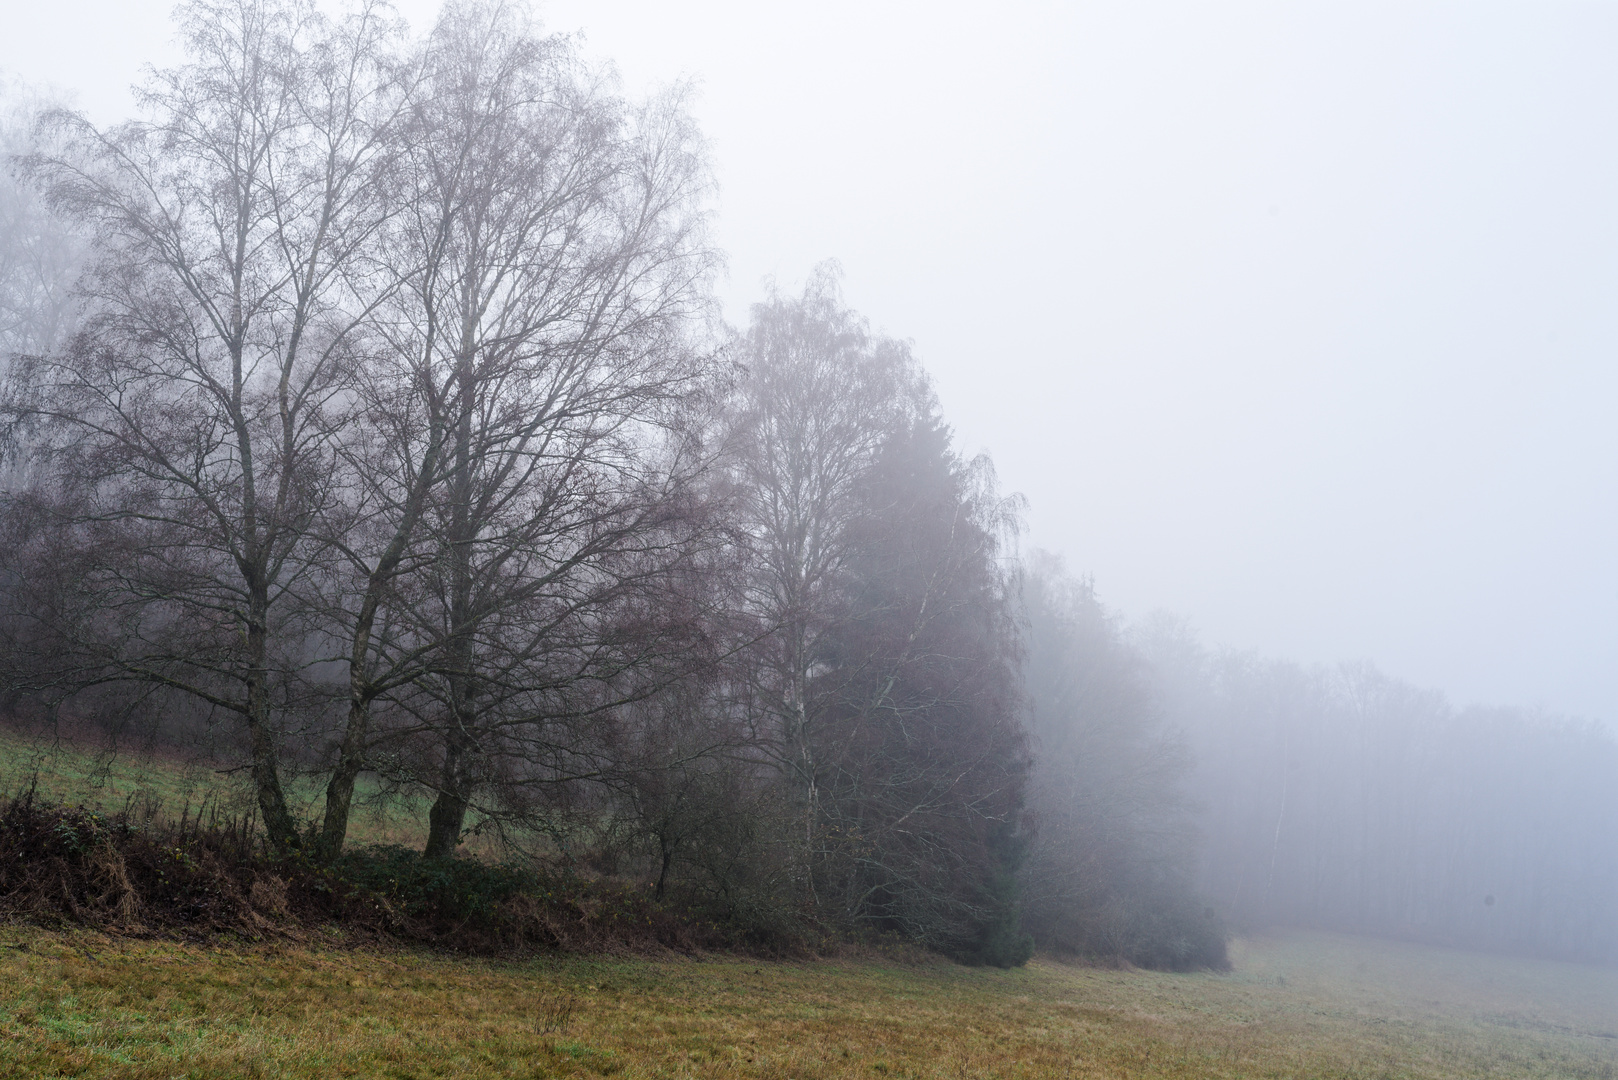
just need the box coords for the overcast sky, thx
[4,0,1616,724]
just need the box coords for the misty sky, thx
[4,1,1616,725]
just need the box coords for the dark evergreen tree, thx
[812,417,1032,964]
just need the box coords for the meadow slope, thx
[0,927,1614,1079]
[0,728,432,850]
[3,730,1615,1078]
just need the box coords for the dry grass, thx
[0,926,1613,1078]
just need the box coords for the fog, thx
[1,0,1615,979]
[5,1,1616,724]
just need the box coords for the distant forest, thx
[0,0,1612,968]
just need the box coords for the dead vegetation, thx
[0,788,787,958]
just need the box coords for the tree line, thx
[1136,620,1618,964]
[0,0,1191,966]
[2,0,1610,970]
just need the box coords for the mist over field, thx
[8,0,1616,729]
[0,2,1614,1056]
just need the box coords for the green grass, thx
[5,730,1616,1077]
[0,727,236,813]
[0,926,1613,1078]
[0,727,432,849]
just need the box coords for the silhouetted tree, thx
[726,271,1032,961]
[306,0,717,860]
[813,417,1031,962]
[4,0,405,850]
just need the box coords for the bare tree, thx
[3,0,405,850]
[727,265,926,862]
[312,0,717,860]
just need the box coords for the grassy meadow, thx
[0,726,432,850]
[0,926,1614,1078]
[3,729,1617,1078]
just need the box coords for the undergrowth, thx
[0,787,797,958]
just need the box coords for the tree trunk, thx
[423,611,477,859]
[424,723,472,859]
[423,349,478,862]
[315,431,442,862]
[315,694,371,862]
[244,589,299,851]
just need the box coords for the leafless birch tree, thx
[312,0,717,860]
[3,0,405,850]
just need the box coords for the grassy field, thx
[0,926,1613,1079]
[0,727,432,850]
[4,730,1616,1078]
